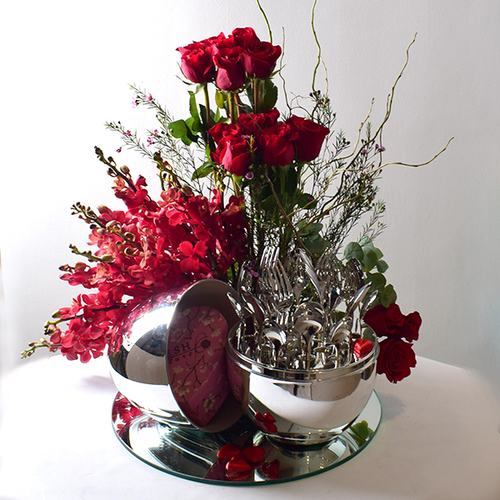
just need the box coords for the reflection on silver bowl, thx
[109,280,244,433]
[227,324,379,446]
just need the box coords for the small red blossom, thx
[46,180,249,362]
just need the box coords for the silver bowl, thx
[226,324,379,446]
[109,279,245,433]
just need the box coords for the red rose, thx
[199,32,226,52]
[286,115,329,162]
[237,109,280,139]
[211,134,252,177]
[401,311,422,342]
[363,303,405,338]
[376,337,416,383]
[242,41,282,79]
[209,123,240,143]
[231,27,261,48]
[213,38,246,91]
[177,42,216,84]
[259,123,298,166]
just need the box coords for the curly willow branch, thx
[256,0,273,43]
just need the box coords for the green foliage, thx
[344,235,397,307]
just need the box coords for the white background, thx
[1,0,499,397]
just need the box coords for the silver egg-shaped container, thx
[109,279,244,433]
[226,323,379,446]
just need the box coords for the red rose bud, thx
[226,456,252,472]
[353,338,374,358]
[286,115,329,162]
[177,42,216,84]
[242,445,265,464]
[214,38,246,91]
[231,27,261,48]
[376,337,417,383]
[242,41,282,79]
[217,443,241,460]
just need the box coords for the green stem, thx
[202,84,215,151]
[228,92,236,123]
[253,79,260,114]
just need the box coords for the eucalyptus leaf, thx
[366,271,386,291]
[379,284,397,307]
[376,259,389,273]
[344,241,364,261]
[362,248,379,271]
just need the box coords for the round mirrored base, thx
[112,391,381,485]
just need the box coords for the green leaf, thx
[192,162,214,180]
[376,259,389,273]
[344,242,364,261]
[298,221,323,236]
[303,234,329,255]
[366,272,386,291]
[379,284,397,307]
[297,192,317,209]
[260,194,278,211]
[261,78,278,111]
[186,116,203,135]
[168,119,198,145]
[362,248,379,271]
[189,91,200,122]
[215,90,226,109]
[358,235,371,247]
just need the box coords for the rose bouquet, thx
[23,11,451,383]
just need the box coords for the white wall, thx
[1,0,499,395]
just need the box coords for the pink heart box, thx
[167,305,229,427]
